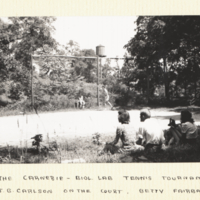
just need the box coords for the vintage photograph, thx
[0,16,200,163]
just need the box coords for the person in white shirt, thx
[136,109,165,151]
[102,85,113,108]
[78,96,85,109]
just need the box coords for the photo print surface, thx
[0,16,200,164]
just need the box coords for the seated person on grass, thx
[165,110,198,146]
[99,110,144,155]
[136,109,165,152]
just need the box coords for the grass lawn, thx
[1,130,200,164]
[0,134,122,164]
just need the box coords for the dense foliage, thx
[0,17,120,111]
[123,16,200,105]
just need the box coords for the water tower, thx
[96,45,106,57]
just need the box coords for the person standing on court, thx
[79,96,85,109]
[102,85,113,108]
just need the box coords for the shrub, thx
[135,94,148,105]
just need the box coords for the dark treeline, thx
[123,16,200,106]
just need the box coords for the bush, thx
[148,96,168,106]
[148,97,189,107]
[49,95,72,110]
[135,94,148,105]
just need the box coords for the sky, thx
[52,16,137,66]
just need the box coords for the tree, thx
[70,48,97,83]
[124,16,200,102]
[0,17,57,106]
[65,40,80,55]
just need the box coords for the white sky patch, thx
[52,16,137,58]
[0,17,12,24]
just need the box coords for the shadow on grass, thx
[118,133,200,163]
[118,145,200,163]
[118,105,200,122]
[170,107,199,112]
[168,107,200,122]
[152,114,180,121]
[0,146,60,164]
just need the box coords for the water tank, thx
[96,45,106,57]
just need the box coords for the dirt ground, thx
[1,107,200,147]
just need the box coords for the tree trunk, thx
[184,82,187,98]
[147,72,150,103]
[194,80,197,99]
[163,57,170,100]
